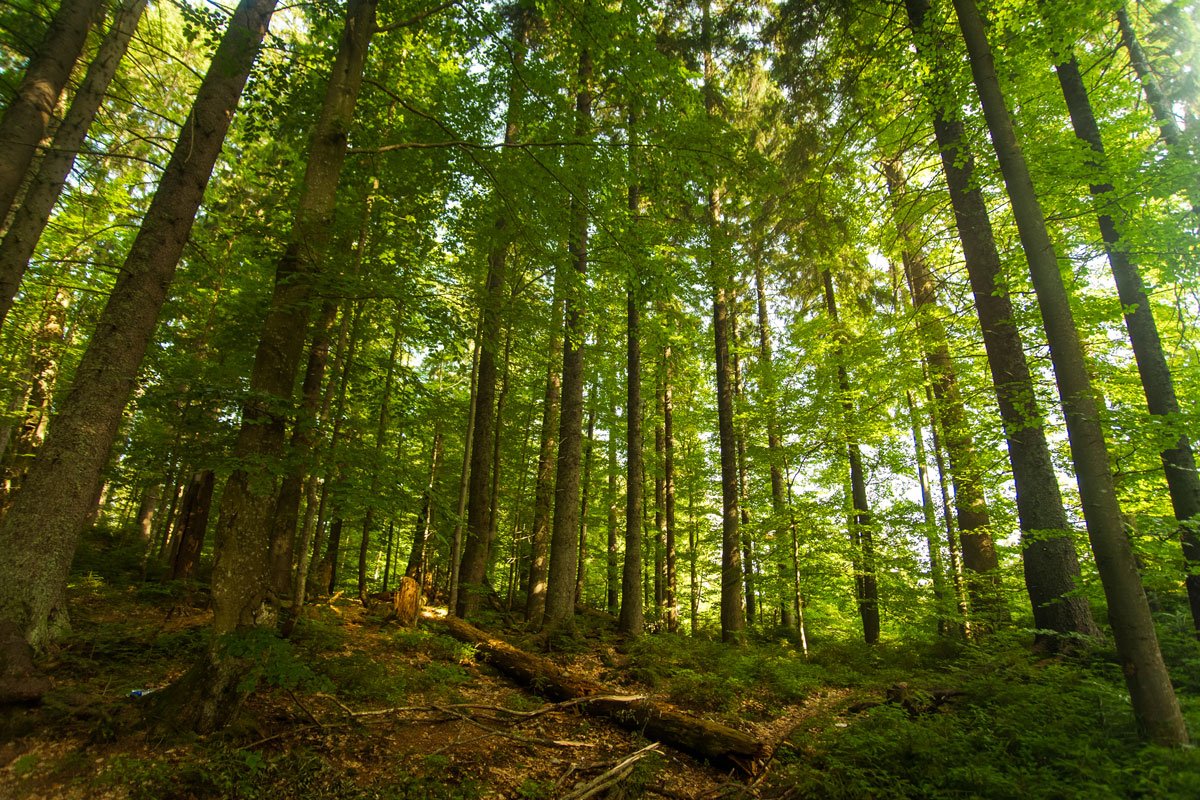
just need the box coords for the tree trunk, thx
[1051,38,1200,633]
[448,338,480,614]
[576,407,595,605]
[905,390,949,633]
[753,264,795,629]
[0,0,101,227]
[731,304,757,625]
[0,0,147,330]
[359,309,403,603]
[457,2,534,619]
[822,269,880,645]
[169,470,214,581]
[619,282,644,638]
[524,276,563,625]
[209,0,376,639]
[903,0,1096,644]
[542,36,592,636]
[406,429,443,580]
[663,345,678,632]
[654,393,665,620]
[0,0,278,650]
[441,615,764,773]
[951,0,1185,745]
[884,158,1004,624]
[606,404,619,616]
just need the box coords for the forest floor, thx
[3,550,1200,798]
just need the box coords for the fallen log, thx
[440,615,764,774]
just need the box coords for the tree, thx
[949,0,1186,745]
[0,0,279,654]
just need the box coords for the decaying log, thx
[440,615,764,774]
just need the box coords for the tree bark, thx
[209,0,376,638]
[903,0,1096,644]
[448,337,480,614]
[542,34,592,635]
[951,0,1185,745]
[1050,37,1200,633]
[576,406,596,605]
[619,283,644,638]
[662,345,678,632]
[0,0,102,227]
[169,470,214,581]
[0,0,147,330]
[0,0,278,649]
[441,615,764,773]
[358,310,403,603]
[884,159,1004,624]
[457,2,533,619]
[406,429,443,580]
[821,269,880,645]
[606,403,619,616]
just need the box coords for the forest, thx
[0,0,1198,796]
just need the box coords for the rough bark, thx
[884,159,1004,623]
[619,284,644,638]
[457,3,533,619]
[525,276,563,625]
[0,0,101,226]
[951,0,1186,745]
[0,0,147,330]
[209,0,376,638]
[1050,38,1200,633]
[169,470,214,581]
[542,37,591,635]
[441,615,764,773]
[0,0,278,649]
[904,0,1097,643]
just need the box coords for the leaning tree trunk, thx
[0,0,102,227]
[0,0,147,330]
[1050,36,1200,633]
[884,159,1004,625]
[951,0,1186,745]
[0,0,278,652]
[542,37,592,636]
[903,0,1096,645]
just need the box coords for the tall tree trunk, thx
[359,309,403,604]
[654,391,665,619]
[663,345,678,632]
[903,0,1096,644]
[407,429,443,580]
[906,390,950,633]
[525,275,563,625]
[457,2,534,619]
[0,0,101,226]
[606,402,619,616]
[822,269,880,645]
[542,35,592,636]
[884,159,1004,624]
[1050,37,1200,633]
[576,406,595,605]
[731,303,757,625]
[486,330,514,576]
[209,0,376,640]
[753,264,795,629]
[448,337,480,615]
[950,0,1185,745]
[0,0,278,650]
[0,0,147,329]
[619,283,644,637]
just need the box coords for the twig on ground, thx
[560,743,661,800]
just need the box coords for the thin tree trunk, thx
[1050,36,1200,633]
[906,390,949,633]
[0,0,147,329]
[0,0,101,226]
[654,391,665,619]
[448,337,480,615]
[169,470,214,581]
[663,345,678,632]
[951,0,1185,745]
[884,158,1003,623]
[606,404,619,616]
[731,304,757,625]
[359,309,403,603]
[406,429,443,580]
[0,0,278,650]
[903,0,1096,644]
[753,264,795,629]
[620,283,644,637]
[576,406,595,605]
[822,269,880,645]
